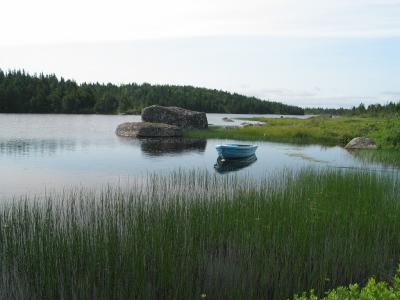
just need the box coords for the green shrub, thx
[295,267,400,299]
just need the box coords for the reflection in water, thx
[285,152,328,163]
[0,139,77,157]
[214,155,258,174]
[139,138,207,156]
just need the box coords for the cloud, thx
[1,0,400,45]
[246,88,319,99]
[236,86,388,108]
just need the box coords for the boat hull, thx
[216,144,258,158]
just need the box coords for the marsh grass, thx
[352,149,400,168]
[186,116,400,149]
[1,169,400,299]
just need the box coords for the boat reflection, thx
[214,155,257,174]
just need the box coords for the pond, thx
[0,113,397,198]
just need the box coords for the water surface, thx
[0,114,396,198]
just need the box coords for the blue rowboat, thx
[216,144,258,159]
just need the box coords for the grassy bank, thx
[1,170,400,299]
[185,116,400,148]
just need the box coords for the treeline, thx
[305,102,400,117]
[0,70,304,115]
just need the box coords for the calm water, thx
[0,114,395,198]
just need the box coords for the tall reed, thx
[0,169,399,299]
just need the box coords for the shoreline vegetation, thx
[1,169,400,299]
[305,102,400,117]
[185,116,400,149]
[1,71,399,118]
[0,70,303,115]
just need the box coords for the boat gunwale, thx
[216,144,258,149]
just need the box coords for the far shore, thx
[185,115,400,150]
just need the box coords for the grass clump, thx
[185,116,400,148]
[1,169,400,299]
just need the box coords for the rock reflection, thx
[214,155,257,174]
[139,138,207,156]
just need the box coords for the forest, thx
[305,102,400,117]
[0,70,304,115]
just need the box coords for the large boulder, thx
[116,122,182,138]
[345,137,377,149]
[141,105,208,129]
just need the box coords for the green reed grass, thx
[352,149,400,168]
[0,169,400,299]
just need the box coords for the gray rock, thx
[240,122,265,127]
[116,122,182,138]
[345,137,377,149]
[240,122,254,127]
[222,117,234,122]
[141,105,208,129]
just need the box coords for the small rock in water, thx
[345,137,377,150]
[222,117,234,122]
[241,122,254,127]
[240,122,264,127]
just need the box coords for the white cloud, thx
[1,0,400,45]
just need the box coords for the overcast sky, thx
[1,0,400,108]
